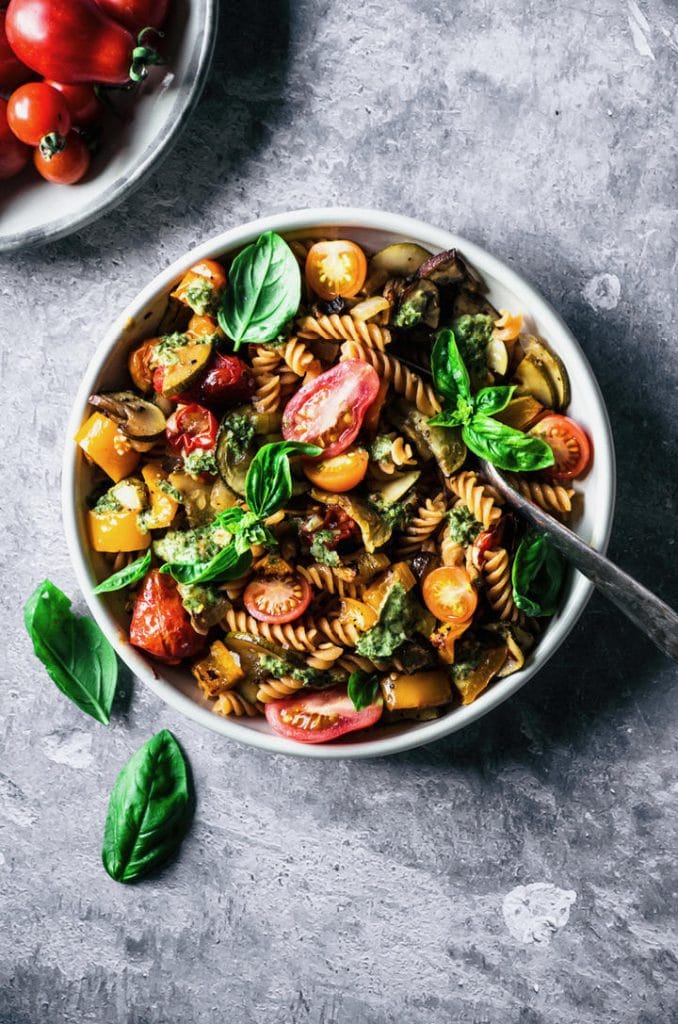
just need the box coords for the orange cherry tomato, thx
[422,567,478,624]
[243,575,312,624]
[33,129,89,184]
[172,259,227,313]
[305,240,367,300]
[302,447,369,492]
[529,414,591,481]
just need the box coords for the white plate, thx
[62,208,616,758]
[0,0,217,252]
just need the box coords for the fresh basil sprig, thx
[25,580,118,724]
[429,329,555,472]
[218,231,301,350]
[160,442,319,584]
[511,531,566,616]
[347,670,381,711]
[94,550,151,594]
[102,729,193,883]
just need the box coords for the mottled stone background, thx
[1,1,677,1021]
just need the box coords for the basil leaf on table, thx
[24,579,117,725]
[430,328,472,408]
[511,531,566,616]
[93,550,151,594]
[218,231,301,350]
[473,384,516,417]
[347,671,381,711]
[102,729,193,884]
[245,440,322,519]
[462,415,555,472]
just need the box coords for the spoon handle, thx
[483,467,678,661]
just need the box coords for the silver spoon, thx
[481,460,678,660]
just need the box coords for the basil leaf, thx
[462,414,555,472]
[473,384,516,417]
[24,579,117,725]
[218,231,301,350]
[347,671,381,711]
[160,543,253,585]
[246,440,322,519]
[102,729,192,883]
[93,551,151,594]
[431,328,472,408]
[511,531,566,616]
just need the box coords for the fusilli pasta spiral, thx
[396,494,447,556]
[213,692,263,717]
[505,474,574,515]
[223,609,320,652]
[447,471,502,528]
[339,340,441,416]
[482,547,521,622]
[298,314,392,351]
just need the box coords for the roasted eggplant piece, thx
[389,400,466,476]
[88,391,166,441]
[393,279,440,330]
[311,489,393,552]
[417,248,483,290]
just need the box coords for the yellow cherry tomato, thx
[302,448,369,492]
[305,240,367,299]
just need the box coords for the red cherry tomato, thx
[7,82,71,145]
[265,686,384,744]
[33,129,90,183]
[0,9,34,91]
[5,0,162,85]
[45,81,102,126]
[130,570,204,664]
[529,414,592,481]
[166,403,218,455]
[243,575,312,624]
[281,360,380,459]
[94,0,169,33]
[178,353,254,409]
[0,98,31,179]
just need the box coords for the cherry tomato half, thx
[7,82,71,145]
[45,80,102,126]
[166,403,218,455]
[362,378,389,437]
[172,259,227,314]
[305,240,367,300]
[265,686,383,744]
[422,566,478,623]
[529,414,592,481]
[243,575,312,624]
[282,360,380,459]
[33,130,90,184]
[0,10,34,92]
[0,98,31,180]
[302,447,369,492]
[130,570,205,664]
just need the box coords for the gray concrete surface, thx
[1,1,677,1021]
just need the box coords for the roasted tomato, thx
[302,447,368,492]
[243,575,312,624]
[422,566,478,623]
[180,353,254,409]
[187,313,225,341]
[7,81,71,145]
[45,80,102,125]
[265,686,383,744]
[0,10,34,92]
[166,403,218,455]
[171,259,227,315]
[282,360,379,459]
[0,98,31,180]
[305,240,367,300]
[33,129,90,183]
[130,570,205,664]
[300,504,360,554]
[128,337,160,393]
[529,414,591,481]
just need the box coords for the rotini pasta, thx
[447,471,502,529]
[504,474,574,515]
[298,313,392,351]
[298,563,362,598]
[482,547,522,623]
[396,494,447,557]
[213,692,262,717]
[339,340,441,416]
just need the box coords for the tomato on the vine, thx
[166,403,218,455]
[33,129,90,184]
[529,414,591,481]
[265,686,383,744]
[7,82,71,145]
[243,575,312,624]
[0,98,31,180]
[282,360,380,459]
[305,240,367,300]
[130,570,204,664]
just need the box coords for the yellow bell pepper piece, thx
[141,464,179,530]
[87,508,151,553]
[75,413,140,483]
[363,562,416,612]
[380,670,453,711]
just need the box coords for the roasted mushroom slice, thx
[393,279,440,329]
[88,391,167,441]
[417,248,483,290]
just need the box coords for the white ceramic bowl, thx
[0,0,217,253]
[62,208,616,758]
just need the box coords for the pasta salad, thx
[76,232,592,744]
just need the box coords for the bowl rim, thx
[0,0,219,254]
[62,206,616,759]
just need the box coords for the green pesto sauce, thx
[183,449,218,477]
[309,530,340,567]
[451,314,494,380]
[447,504,482,545]
[258,654,324,687]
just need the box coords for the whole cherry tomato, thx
[0,97,31,180]
[7,82,71,145]
[5,0,163,85]
[33,129,90,184]
[181,354,254,409]
[94,0,169,33]
[45,80,102,126]
[166,403,218,455]
[130,570,204,664]
[0,9,34,92]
